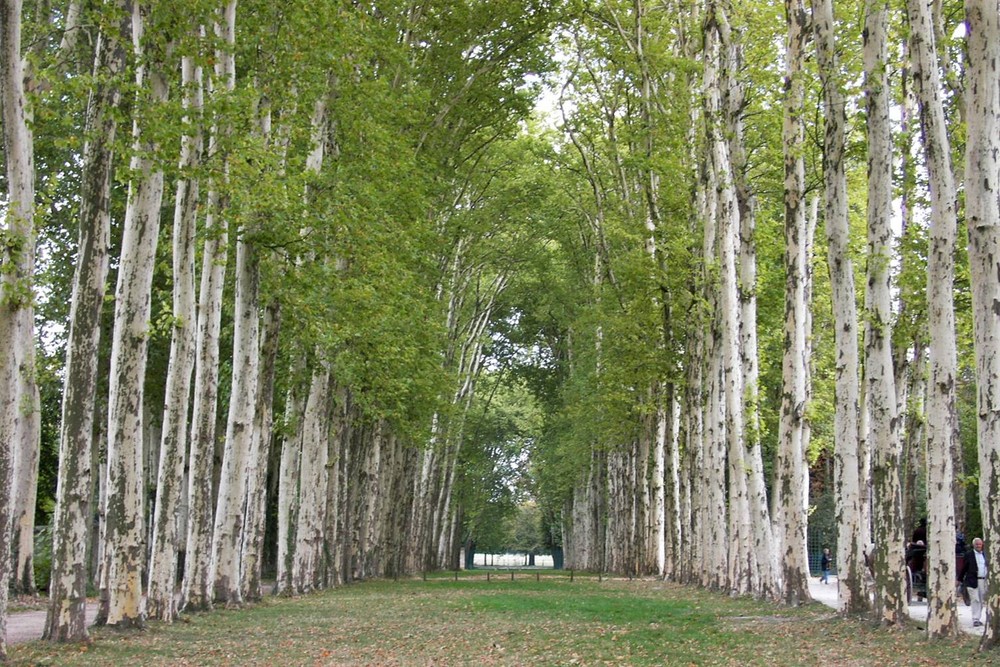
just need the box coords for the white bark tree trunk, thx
[707,3,753,596]
[907,0,958,634]
[777,0,812,605]
[210,233,259,606]
[293,365,332,593]
[860,0,900,623]
[665,389,682,580]
[147,51,202,623]
[963,0,1000,647]
[11,371,39,596]
[327,390,346,585]
[275,379,303,595]
[653,391,666,576]
[182,1,236,613]
[814,0,867,616]
[101,3,168,625]
[0,0,34,653]
[241,299,280,601]
[43,13,128,640]
[720,13,774,601]
[276,92,328,591]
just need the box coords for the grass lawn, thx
[8,572,990,666]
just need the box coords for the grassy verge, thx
[9,573,989,666]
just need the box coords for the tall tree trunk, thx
[864,0,905,624]
[146,50,202,622]
[293,365,332,593]
[894,39,922,538]
[720,12,774,602]
[908,0,959,635]
[652,390,666,576]
[182,1,236,613]
[328,390,348,585]
[11,371,39,596]
[963,0,1000,648]
[814,0,867,616]
[777,0,812,605]
[210,234,259,606]
[44,12,128,638]
[241,299,280,601]
[0,0,35,654]
[696,94,727,590]
[101,3,169,625]
[239,96,285,602]
[275,92,329,592]
[664,388,682,580]
[707,2,753,596]
[209,0,250,609]
[275,376,303,595]
[181,194,226,612]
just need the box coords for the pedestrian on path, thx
[964,537,989,627]
[820,547,832,584]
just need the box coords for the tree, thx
[182,0,236,613]
[863,0,903,626]
[776,0,813,606]
[963,0,1000,649]
[0,0,36,654]
[147,44,203,622]
[907,0,959,634]
[44,1,130,642]
[100,0,170,627]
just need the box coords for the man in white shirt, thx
[964,537,989,627]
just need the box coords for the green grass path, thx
[9,573,989,666]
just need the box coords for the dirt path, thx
[6,604,98,645]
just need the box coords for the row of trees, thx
[0,0,559,656]
[1,0,999,658]
[508,0,1000,649]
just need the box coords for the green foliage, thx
[503,502,545,554]
[458,376,543,551]
[32,524,54,594]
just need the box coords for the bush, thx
[33,524,53,594]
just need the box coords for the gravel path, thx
[808,575,985,636]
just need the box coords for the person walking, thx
[964,537,990,627]
[820,547,832,584]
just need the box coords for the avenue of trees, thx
[1,0,999,658]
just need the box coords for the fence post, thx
[511,571,515,582]
[570,569,574,582]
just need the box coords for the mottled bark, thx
[11,366,39,596]
[814,0,867,616]
[963,0,1000,648]
[292,365,331,593]
[241,299,281,601]
[0,0,35,653]
[777,0,812,605]
[101,4,169,626]
[182,1,236,613]
[146,51,202,622]
[210,236,259,606]
[908,0,959,635]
